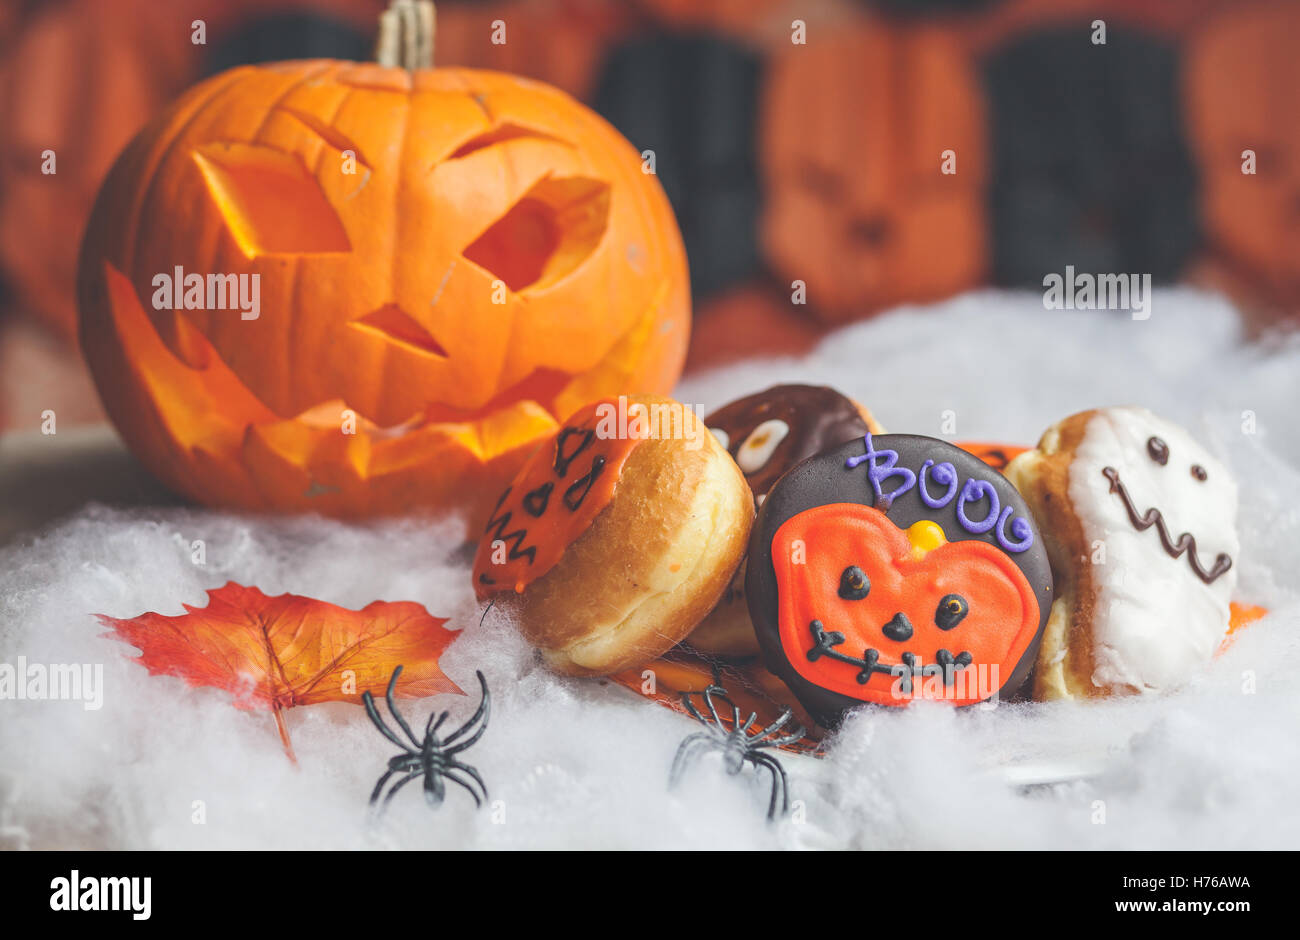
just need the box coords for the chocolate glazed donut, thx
[683,385,884,656]
[707,385,884,498]
[746,433,1054,727]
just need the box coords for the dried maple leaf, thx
[99,582,462,762]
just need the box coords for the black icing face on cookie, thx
[746,433,1053,726]
[705,384,874,502]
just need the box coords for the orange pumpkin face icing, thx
[772,504,1039,707]
[746,433,1052,725]
[473,398,645,598]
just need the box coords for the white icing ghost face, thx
[1067,406,1240,692]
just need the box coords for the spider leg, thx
[444,767,486,808]
[368,767,398,807]
[443,672,491,748]
[362,690,413,752]
[669,733,717,788]
[446,758,489,803]
[680,693,710,726]
[701,685,731,729]
[748,752,791,820]
[444,708,489,754]
[425,709,449,742]
[384,666,424,749]
[748,707,795,743]
[740,711,758,733]
[380,769,425,810]
[754,729,807,750]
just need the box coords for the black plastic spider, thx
[362,665,490,814]
[669,684,805,820]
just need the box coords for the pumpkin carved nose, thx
[882,612,914,642]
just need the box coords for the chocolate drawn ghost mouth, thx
[806,619,972,693]
[1101,467,1233,584]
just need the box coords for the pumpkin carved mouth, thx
[96,258,667,510]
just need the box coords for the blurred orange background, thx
[1,0,1296,433]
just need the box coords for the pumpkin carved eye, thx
[838,565,870,600]
[462,175,611,293]
[935,593,969,630]
[193,141,353,258]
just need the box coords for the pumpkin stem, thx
[376,0,436,70]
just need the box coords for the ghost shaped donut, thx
[1005,407,1240,700]
[684,385,885,656]
[472,395,753,676]
[746,433,1053,726]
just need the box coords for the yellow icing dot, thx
[905,520,948,559]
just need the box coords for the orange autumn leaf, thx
[98,581,463,710]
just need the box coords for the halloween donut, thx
[685,385,884,656]
[1005,407,1239,700]
[472,395,753,676]
[746,433,1053,726]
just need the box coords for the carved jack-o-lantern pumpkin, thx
[759,21,988,323]
[77,2,689,522]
